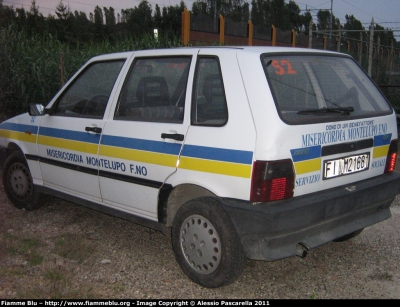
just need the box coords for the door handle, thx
[85,126,102,134]
[161,133,184,141]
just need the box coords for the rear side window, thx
[115,56,191,123]
[262,54,392,124]
[192,57,228,126]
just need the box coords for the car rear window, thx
[262,54,392,124]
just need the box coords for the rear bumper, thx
[221,171,400,261]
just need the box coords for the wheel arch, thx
[164,184,217,227]
[5,142,23,157]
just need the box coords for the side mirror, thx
[28,104,46,116]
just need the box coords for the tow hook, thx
[296,243,308,258]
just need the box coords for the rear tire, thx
[171,197,247,288]
[3,152,41,210]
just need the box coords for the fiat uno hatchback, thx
[1,46,400,288]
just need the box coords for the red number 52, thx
[272,60,297,75]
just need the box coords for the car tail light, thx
[384,140,398,173]
[250,159,295,202]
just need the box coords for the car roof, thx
[89,46,345,62]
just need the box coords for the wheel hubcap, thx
[7,162,33,200]
[180,214,221,274]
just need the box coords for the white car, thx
[1,46,400,288]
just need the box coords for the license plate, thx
[323,153,370,179]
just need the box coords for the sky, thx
[2,0,400,33]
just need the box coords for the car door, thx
[99,49,196,221]
[37,57,127,202]
[176,50,256,200]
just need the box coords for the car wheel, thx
[3,152,41,210]
[333,228,364,242]
[171,197,247,288]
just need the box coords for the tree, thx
[160,1,185,39]
[15,7,27,22]
[94,5,104,25]
[250,0,303,30]
[287,0,301,31]
[136,0,152,29]
[250,0,266,25]
[343,14,365,41]
[226,0,249,22]
[154,4,162,29]
[103,7,116,26]
[270,0,286,28]
[56,0,69,20]
[191,0,208,15]
[93,5,104,41]
[29,0,39,16]
[71,10,92,43]
[300,11,313,34]
[124,0,153,36]
[26,0,45,34]
[192,0,249,22]
[317,9,331,33]
[0,4,17,28]
[374,23,395,47]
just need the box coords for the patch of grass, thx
[45,266,64,282]
[3,233,44,266]
[111,283,127,295]
[8,236,42,254]
[21,260,94,299]
[0,266,27,277]
[54,233,96,264]
[0,232,9,260]
[29,253,44,266]
[42,262,73,299]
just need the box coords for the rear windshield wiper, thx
[297,106,354,116]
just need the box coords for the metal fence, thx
[189,14,400,108]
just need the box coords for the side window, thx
[54,60,125,118]
[192,57,228,126]
[115,56,191,123]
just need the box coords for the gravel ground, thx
[0,160,400,299]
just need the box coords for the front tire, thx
[3,152,41,210]
[171,197,247,288]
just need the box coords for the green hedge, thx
[0,25,181,119]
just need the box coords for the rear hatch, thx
[261,52,397,197]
